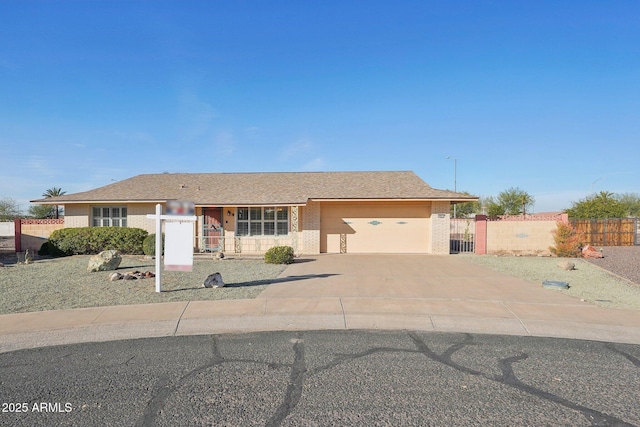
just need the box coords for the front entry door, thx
[203,208,223,252]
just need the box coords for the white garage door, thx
[320,202,430,253]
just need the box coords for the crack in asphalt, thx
[128,332,638,427]
[136,335,307,427]
[136,337,226,427]
[265,334,306,427]
[407,332,634,427]
[604,342,640,368]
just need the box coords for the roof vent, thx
[180,184,186,189]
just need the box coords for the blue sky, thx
[1,0,638,213]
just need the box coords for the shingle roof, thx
[31,171,477,206]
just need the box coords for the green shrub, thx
[549,221,583,257]
[264,245,295,264]
[143,233,165,256]
[48,227,148,255]
[38,241,68,257]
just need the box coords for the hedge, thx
[48,227,149,255]
[143,233,165,256]
[264,245,295,264]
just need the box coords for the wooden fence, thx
[571,218,638,246]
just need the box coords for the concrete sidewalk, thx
[2,254,640,353]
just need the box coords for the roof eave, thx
[309,197,479,202]
[30,199,170,205]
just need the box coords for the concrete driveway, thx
[257,254,580,304]
[3,254,640,353]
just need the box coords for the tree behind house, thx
[0,197,22,221]
[483,188,535,216]
[565,191,627,219]
[42,187,66,219]
[28,204,56,219]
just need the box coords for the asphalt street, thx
[1,330,639,426]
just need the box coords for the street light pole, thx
[446,156,457,218]
[591,177,604,194]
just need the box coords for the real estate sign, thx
[164,221,194,271]
[147,202,197,292]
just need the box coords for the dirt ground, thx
[0,236,15,251]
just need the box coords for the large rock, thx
[203,272,225,288]
[582,245,604,258]
[558,260,575,271]
[88,250,122,272]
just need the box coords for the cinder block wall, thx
[19,219,65,253]
[486,220,558,255]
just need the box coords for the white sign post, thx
[147,203,197,292]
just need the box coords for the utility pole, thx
[446,156,457,218]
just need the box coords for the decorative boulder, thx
[87,250,122,272]
[108,272,123,281]
[582,245,604,258]
[204,272,225,288]
[558,261,575,271]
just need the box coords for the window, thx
[92,206,127,227]
[236,207,288,236]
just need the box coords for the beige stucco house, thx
[32,171,477,255]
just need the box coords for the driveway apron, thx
[257,254,582,305]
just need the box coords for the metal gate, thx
[450,218,475,254]
[202,207,224,252]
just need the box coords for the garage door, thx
[320,202,430,253]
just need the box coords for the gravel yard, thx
[2,248,640,315]
[0,255,286,315]
[460,252,640,310]
[583,246,640,286]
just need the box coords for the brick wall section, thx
[17,219,65,253]
[475,215,488,254]
[475,213,570,255]
[302,201,321,254]
[430,201,450,255]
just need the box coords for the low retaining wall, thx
[15,219,65,253]
[0,222,15,237]
[475,213,569,255]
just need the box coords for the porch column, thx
[430,201,450,255]
[302,201,321,254]
[291,206,300,255]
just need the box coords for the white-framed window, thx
[92,206,128,227]
[236,206,288,236]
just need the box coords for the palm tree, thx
[520,193,534,216]
[42,187,66,219]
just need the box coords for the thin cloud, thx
[301,157,326,171]
[213,130,235,156]
[0,59,19,70]
[282,138,313,160]
[179,91,218,142]
[113,131,155,144]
